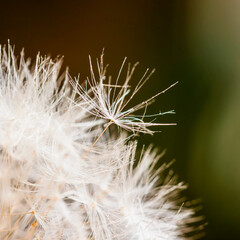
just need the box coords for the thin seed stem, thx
[81,119,113,160]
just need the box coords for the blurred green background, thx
[0,1,239,239]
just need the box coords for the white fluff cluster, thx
[0,44,202,240]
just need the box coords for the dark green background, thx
[1,1,239,239]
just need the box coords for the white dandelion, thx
[0,43,204,240]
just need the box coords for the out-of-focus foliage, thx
[187,1,240,239]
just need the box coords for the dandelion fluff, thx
[0,43,203,239]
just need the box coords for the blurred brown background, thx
[0,0,239,239]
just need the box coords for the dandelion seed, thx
[70,53,177,135]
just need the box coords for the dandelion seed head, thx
[0,43,204,240]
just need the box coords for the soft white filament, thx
[0,44,202,239]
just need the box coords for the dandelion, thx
[0,43,204,240]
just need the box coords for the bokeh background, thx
[0,1,239,239]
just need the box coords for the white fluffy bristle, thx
[0,44,203,240]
